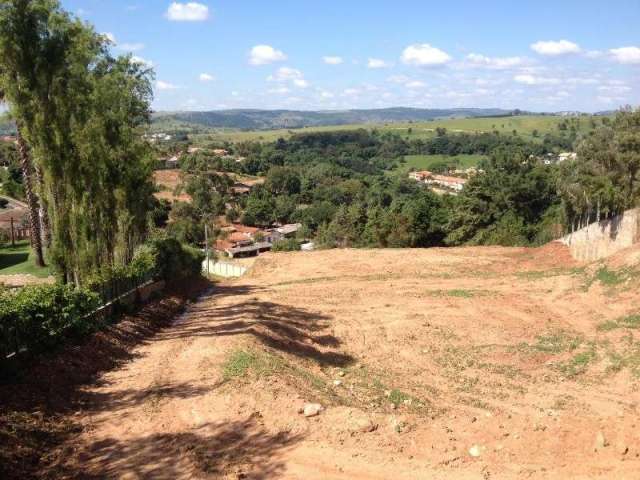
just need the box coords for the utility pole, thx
[10,216,15,247]
[204,222,210,277]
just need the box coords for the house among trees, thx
[409,170,467,192]
[214,223,302,258]
[165,155,180,169]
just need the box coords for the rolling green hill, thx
[183,114,601,144]
[151,107,514,132]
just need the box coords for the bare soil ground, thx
[153,169,191,203]
[4,244,640,479]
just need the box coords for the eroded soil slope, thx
[66,245,640,479]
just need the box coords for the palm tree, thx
[16,126,45,267]
[0,88,45,266]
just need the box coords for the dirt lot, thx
[39,243,636,479]
[4,244,640,479]
[153,169,191,203]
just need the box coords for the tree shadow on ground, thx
[163,284,354,368]
[71,416,301,479]
[0,251,29,270]
[0,280,211,480]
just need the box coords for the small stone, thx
[333,380,342,387]
[384,390,392,397]
[468,445,482,457]
[303,403,323,417]
[595,431,608,450]
[389,402,397,410]
[338,371,346,377]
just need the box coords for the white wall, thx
[559,208,640,262]
[202,260,247,278]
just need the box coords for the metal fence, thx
[91,270,156,306]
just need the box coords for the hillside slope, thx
[152,107,514,131]
[55,245,640,479]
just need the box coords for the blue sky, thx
[62,0,639,112]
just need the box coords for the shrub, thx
[0,284,100,357]
[271,238,300,252]
[147,237,204,281]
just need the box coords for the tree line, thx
[0,0,156,284]
[166,109,639,250]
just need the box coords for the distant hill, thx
[151,107,517,131]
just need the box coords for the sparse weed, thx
[597,314,640,332]
[530,330,582,354]
[222,350,257,379]
[557,347,597,378]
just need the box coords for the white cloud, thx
[166,2,209,21]
[320,91,334,98]
[267,67,309,88]
[406,80,426,89]
[514,74,560,85]
[387,74,410,84]
[466,53,524,69]
[367,58,392,69]
[156,80,178,90]
[609,46,640,64]
[268,87,290,94]
[585,50,604,59]
[342,88,360,96]
[118,42,145,52]
[249,45,287,65]
[199,73,215,82]
[566,77,599,85]
[131,56,153,68]
[401,44,451,66]
[323,56,343,65]
[530,40,581,56]
[598,84,632,93]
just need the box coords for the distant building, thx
[212,148,229,157]
[409,170,466,192]
[557,152,577,163]
[166,155,180,169]
[275,223,301,238]
[216,224,272,258]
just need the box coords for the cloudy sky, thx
[63,0,639,112]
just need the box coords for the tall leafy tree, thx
[0,0,155,283]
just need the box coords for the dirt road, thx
[67,246,640,479]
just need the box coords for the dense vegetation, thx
[165,109,638,250]
[0,0,157,283]
[0,237,202,358]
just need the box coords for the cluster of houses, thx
[162,147,231,169]
[409,170,467,193]
[536,152,577,165]
[145,132,173,143]
[215,223,302,258]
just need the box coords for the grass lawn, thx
[388,154,486,177]
[0,240,52,277]
[185,114,601,144]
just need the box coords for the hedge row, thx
[0,238,204,359]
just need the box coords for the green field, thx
[399,154,486,173]
[0,240,51,278]
[186,115,600,145]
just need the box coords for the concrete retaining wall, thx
[202,260,247,278]
[559,208,640,262]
